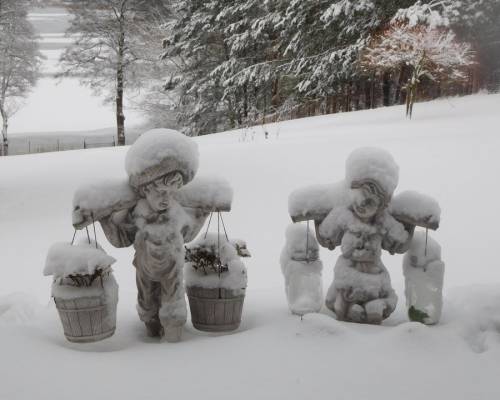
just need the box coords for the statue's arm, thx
[314,208,346,250]
[315,220,340,250]
[99,209,137,248]
[382,214,415,254]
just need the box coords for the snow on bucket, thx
[184,221,249,332]
[44,238,119,343]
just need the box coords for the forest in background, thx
[2,0,500,147]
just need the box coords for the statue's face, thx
[350,185,383,221]
[142,172,183,212]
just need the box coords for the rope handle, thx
[203,210,230,242]
[305,220,310,263]
[70,212,99,249]
[202,210,230,279]
[424,227,428,257]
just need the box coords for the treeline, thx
[159,0,500,135]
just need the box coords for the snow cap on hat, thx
[125,129,199,189]
[345,147,399,200]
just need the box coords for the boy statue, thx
[73,129,222,342]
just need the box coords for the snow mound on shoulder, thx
[390,190,441,230]
[288,181,349,222]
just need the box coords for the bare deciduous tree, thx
[362,24,475,118]
[59,0,166,145]
[0,0,42,156]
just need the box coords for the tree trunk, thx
[363,80,370,109]
[243,83,248,120]
[382,71,391,106]
[370,77,375,109]
[0,107,8,156]
[116,21,126,146]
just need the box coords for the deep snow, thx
[1,94,500,400]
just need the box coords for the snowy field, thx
[1,94,500,400]
[9,8,143,136]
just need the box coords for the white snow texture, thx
[176,175,233,212]
[184,233,248,292]
[125,129,199,186]
[390,190,441,229]
[345,147,399,196]
[72,179,137,225]
[44,238,116,278]
[281,224,323,315]
[403,231,445,324]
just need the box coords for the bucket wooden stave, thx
[186,286,245,332]
[54,295,116,343]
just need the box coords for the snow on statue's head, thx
[125,129,199,211]
[345,147,399,220]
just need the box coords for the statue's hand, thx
[72,206,93,230]
[110,209,130,225]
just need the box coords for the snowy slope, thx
[1,94,500,400]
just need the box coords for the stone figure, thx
[289,147,440,324]
[72,129,231,342]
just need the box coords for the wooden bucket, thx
[54,295,116,343]
[186,286,245,332]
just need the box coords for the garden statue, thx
[288,147,441,324]
[72,129,232,342]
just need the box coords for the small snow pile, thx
[184,233,248,292]
[44,238,116,278]
[403,231,444,324]
[125,129,199,188]
[280,224,323,316]
[390,190,441,230]
[0,293,42,324]
[345,147,399,197]
[446,285,500,353]
[176,175,233,212]
[72,179,137,227]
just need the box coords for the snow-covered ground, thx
[1,94,500,400]
[9,7,143,135]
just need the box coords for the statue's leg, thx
[364,299,385,325]
[346,304,366,323]
[332,289,350,321]
[136,269,162,337]
[325,282,337,313]
[158,269,187,343]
